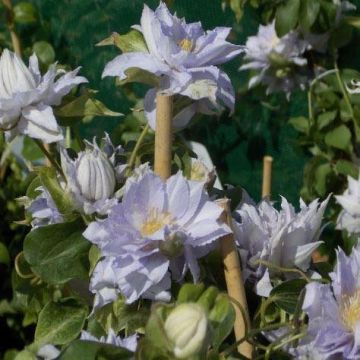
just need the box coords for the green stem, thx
[126,123,150,175]
[33,139,64,177]
[334,62,360,140]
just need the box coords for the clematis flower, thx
[0,49,87,143]
[61,134,126,215]
[234,196,329,296]
[240,22,310,97]
[84,170,231,307]
[102,2,243,130]
[26,186,63,228]
[302,245,360,359]
[80,329,137,352]
[336,175,360,235]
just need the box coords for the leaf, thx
[314,163,332,196]
[116,68,160,87]
[22,136,44,162]
[324,125,352,151]
[335,160,359,178]
[32,41,55,66]
[23,221,90,285]
[208,294,236,351]
[59,340,133,360]
[197,286,219,311]
[35,298,88,345]
[177,283,206,303]
[299,0,320,31]
[270,279,307,314]
[317,110,337,130]
[344,16,360,28]
[275,0,301,36]
[13,2,37,24]
[289,116,309,133]
[96,30,148,53]
[55,91,122,120]
[230,0,245,22]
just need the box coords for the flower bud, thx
[76,150,116,202]
[0,49,36,99]
[164,303,208,359]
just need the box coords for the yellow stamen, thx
[340,289,360,332]
[191,161,207,181]
[140,208,172,236]
[178,38,193,52]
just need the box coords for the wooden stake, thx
[154,93,173,180]
[218,198,253,358]
[2,0,22,56]
[262,156,273,199]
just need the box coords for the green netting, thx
[28,0,360,203]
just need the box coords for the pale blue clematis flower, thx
[80,329,138,353]
[336,175,360,235]
[103,2,243,130]
[234,195,329,296]
[0,49,87,143]
[27,186,63,228]
[84,169,231,308]
[240,22,310,97]
[302,245,360,359]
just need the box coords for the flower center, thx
[340,289,360,332]
[140,208,172,236]
[191,161,207,181]
[270,35,280,49]
[178,38,194,52]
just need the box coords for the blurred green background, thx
[26,0,360,203]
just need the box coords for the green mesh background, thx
[29,0,360,203]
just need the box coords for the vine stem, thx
[126,123,150,176]
[334,61,360,140]
[2,0,22,56]
[33,139,64,177]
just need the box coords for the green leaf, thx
[335,160,359,178]
[116,68,160,87]
[35,298,88,345]
[32,41,55,66]
[314,163,332,196]
[55,91,122,121]
[208,294,236,350]
[22,136,43,162]
[97,30,148,53]
[24,221,90,285]
[13,2,37,24]
[230,0,246,22]
[0,242,10,266]
[317,110,337,130]
[197,286,219,311]
[177,283,206,303]
[299,0,320,31]
[270,279,307,314]
[344,16,360,28]
[289,116,309,133]
[59,340,133,360]
[324,125,352,151]
[275,0,300,36]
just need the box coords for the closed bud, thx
[164,303,208,359]
[76,150,116,202]
[0,49,36,99]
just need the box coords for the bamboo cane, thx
[218,198,253,358]
[154,93,173,180]
[262,156,273,199]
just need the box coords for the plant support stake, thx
[154,93,173,180]
[262,156,273,199]
[218,198,253,359]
